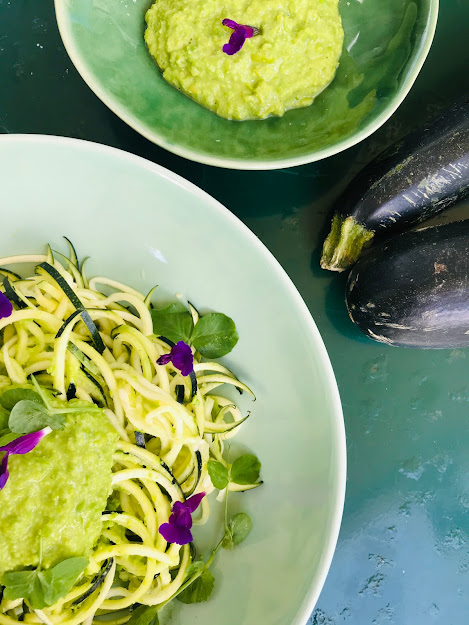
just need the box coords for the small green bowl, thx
[55,0,438,170]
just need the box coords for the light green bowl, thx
[54,0,438,169]
[0,135,345,625]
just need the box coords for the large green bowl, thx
[55,0,438,169]
[0,135,345,625]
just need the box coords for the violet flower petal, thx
[184,491,206,513]
[222,18,239,30]
[170,341,194,376]
[159,522,193,545]
[156,353,172,366]
[0,428,51,455]
[0,291,13,319]
[223,28,247,55]
[170,505,193,529]
[242,25,255,38]
[0,428,51,490]
[0,453,10,490]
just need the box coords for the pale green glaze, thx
[54,0,438,169]
[0,135,345,625]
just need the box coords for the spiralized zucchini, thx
[0,245,254,625]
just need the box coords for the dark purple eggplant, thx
[346,220,469,348]
[321,97,469,271]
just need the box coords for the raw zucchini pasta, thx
[0,242,259,625]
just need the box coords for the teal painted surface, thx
[1,0,469,622]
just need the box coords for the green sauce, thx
[0,405,117,575]
[145,0,343,121]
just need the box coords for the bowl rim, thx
[54,0,439,170]
[0,133,347,624]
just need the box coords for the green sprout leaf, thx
[0,405,10,430]
[0,388,42,411]
[230,513,252,546]
[2,570,41,606]
[3,557,88,609]
[0,432,22,446]
[126,605,159,625]
[177,568,215,604]
[222,513,252,550]
[8,401,65,434]
[184,561,205,579]
[39,557,89,607]
[150,303,194,344]
[207,460,229,490]
[230,454,261,485]
[191,313,238,359]
[221,528,234,550]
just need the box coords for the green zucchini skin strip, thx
[56,309,82,338]
[38,261,105,354]
[3,276,27,309]
[0,267,22,281]
[72,558,114,606]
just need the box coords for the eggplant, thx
[346,220,469,348]
[321,97,469,272]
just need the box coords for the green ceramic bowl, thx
[0,134,345,625]
[54,0,438,169]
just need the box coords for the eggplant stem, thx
[320,215,374,272]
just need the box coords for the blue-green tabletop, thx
[1,1,468,622]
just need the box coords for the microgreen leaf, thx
[177,568,215,604]
[0,432,22,446]
[207,460,229,490]
[184,561,205,579]
[126,604,159,625]
[230,513,252,545]
[3,557,88,609]
[39,557,89,607]
[221,527,234,550]
[9,401,65,434]
[150,303,194,344]
[191,313,238,359]
[3,570,43,606]
[0,405,9,430]
[230,454,261,485]
[0,388,42,411]
[222,513,252,550]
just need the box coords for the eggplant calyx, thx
[320,215,374,272]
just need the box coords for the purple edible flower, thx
[222,19,260,55]
[159,492,205,545]
[0,427,51,490]
[0,291,13,319]
[157,341,194,376]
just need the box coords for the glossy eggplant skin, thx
[346,220,469,348]
[321,97,469,271]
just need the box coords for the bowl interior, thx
[0,135,345,625]
[55,0,437,167]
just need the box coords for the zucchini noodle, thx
[0,246,255,624]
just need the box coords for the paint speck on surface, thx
[309,609,335,625]
[447,349,466,363]
[362,355,389,383]
[359,573,385,596]
[449,387,469,403]
[399,457,425,481]
[372,604,394,624]
[426,603,440,617]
